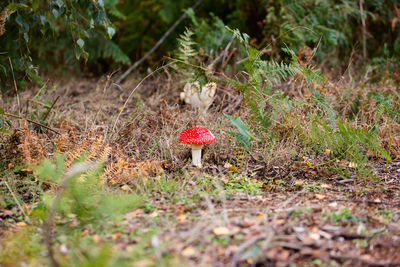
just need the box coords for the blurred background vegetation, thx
[1,0,400,91]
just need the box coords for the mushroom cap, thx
[179,126,216,145]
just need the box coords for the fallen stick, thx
[109,0,204,91]
[3,112,61,135]
[327,198,400,206]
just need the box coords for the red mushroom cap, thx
[179,126,215,145]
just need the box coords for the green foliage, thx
[222,175,263,195]
[324,207,360,223]
[228,28,325,133]
[224,113,260,151]
[33,155,142,225]
[311,115,390,179]
[369,92,400,124]
[0,0,127,90]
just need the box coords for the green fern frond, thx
[101,39,131,64]
[301,65,327,84]
[177,28,197,64]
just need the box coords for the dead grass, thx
[1,70,400,266]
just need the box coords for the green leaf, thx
[0,107,4,115]
[106,26,115,39]
[93,11,106,24]
[32,0,39,11]
[224,113,260,141]
[6,3,30,11]
[228,131,250,151]
[77,38,85,48]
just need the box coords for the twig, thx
[330,252,400,266]
[231,233,272,267]
[207,34,236,71]
[359,0,367,61]
[3,112,61,135]
[4,180,29,220]
[42,96,60,122]
[8,57,21,116]
[109,0,204,90]
[327,198,400,206]
[42,161,97,267]
[220,48,237,71]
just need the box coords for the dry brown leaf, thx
[181,246,197,257]
[213,226,230,236]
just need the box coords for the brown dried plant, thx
[16,120,45,165]
[0,8,16,36]
[54,119,163,185]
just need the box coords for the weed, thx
[303,182,322,192]
[223,174,263,195]
[324,208,360,223]
[289,206,312,218]
[375,208,396,222]
[205,234,230,246]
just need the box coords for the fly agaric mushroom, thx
[179,126,215,168]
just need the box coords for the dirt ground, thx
[1,73,400,266]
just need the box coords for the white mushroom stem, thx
[190,144,203,168]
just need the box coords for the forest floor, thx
[1,73,400,266]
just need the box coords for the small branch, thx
[330,252,400,266]
[3,112,61,135]
[42,96,60,122]
[4,181,29,221]
[110,0,204,90]
[8,57,21,116]
[231,233,272,267]
[327,198,400,206]
[359,0,367,60]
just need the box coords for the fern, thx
[228,28,326,132]
[101,39,131,64]
[174,27,211,86]
[309,97,391,180]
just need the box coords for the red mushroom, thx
[179,126,216,168]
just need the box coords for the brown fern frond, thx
[0,8,16,36]
[17,120,45,164]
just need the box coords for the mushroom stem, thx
[190,144,203,168]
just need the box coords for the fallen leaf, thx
[125,209,144,220]
[149,211,158,217]
[257,213,266,219]
[221,176,230,184]
[308,232,320,241]
[361,254,372,261]
[121,185,131,192]
[177,213,187,224]
[315,194,326,200]
[16,222,27,227]
[81,229,90,236]
[273,219,286,226]
[182,246,197,257]
[112,232,122,240]
[328,202,338,207]
[0,209,14,217]
[266,246,290,261]
[213,226,230,236]
[92,234,101,243]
